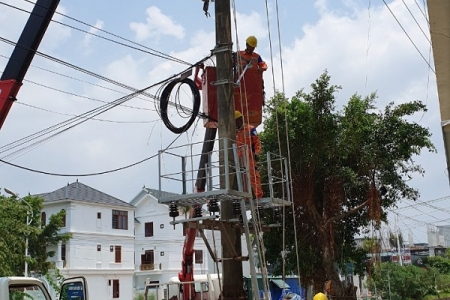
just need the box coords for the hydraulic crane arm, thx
[0,0,60,129]
[179,127,217,300]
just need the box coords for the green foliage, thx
[369,263,436,300]
[428,256,450,275]
[260,71,435,293]
[389,232,404,249]
[45,267,66,294]
[134,293,155,300]
[0,194,71,277]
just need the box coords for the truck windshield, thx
[9,284,47,300]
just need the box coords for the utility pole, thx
[395,214,403,266]
[215,0,244,299]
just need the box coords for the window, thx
[61,209,66,227]
[97,212,101,219]
[61,244,66,262]
[141,250,154,264]
[112,210,128,230]
[145,222,154,237]
[148,280,159,290]
[112,279,119,298]
[113,245,121,263]
[97,245,101,251]
[41,212,46,227]
[9,284,48,300]
[194,250,203,264]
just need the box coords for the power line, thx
[394,195,450,210]
[413,0,429,24]
[0,37,210,119]
[381,0,435,74]
[17,102,157,124]
[401,0,431,44]
[0,53,159,107]
[1,0,191,66]
[0,152,157,176]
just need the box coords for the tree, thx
[388,231,404,249]
[369,262,436,300]
[260,71,435,299]
[0,194,71,277]
[428,249,450,275]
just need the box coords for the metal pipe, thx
[267,152,274,198]
[182,156,187,195]
[223,138,230,190]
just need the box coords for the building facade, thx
[130,187,221,298]
[39,181,135,300]
[38,183,254,299]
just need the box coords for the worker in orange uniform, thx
[238,36,268,72]
[237,36,268,106]
[235,110,263,199]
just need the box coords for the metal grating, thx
[246,197,291,209]
[158,189,252,206]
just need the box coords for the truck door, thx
[60,277,88,300]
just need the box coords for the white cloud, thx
[0,0,446,242]
[81,19,104,54]
[129,6,185,42]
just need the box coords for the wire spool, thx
[159,77,200,134]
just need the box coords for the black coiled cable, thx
[159,77,201,134]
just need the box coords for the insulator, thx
[233,201,241,216]
[273,207,282,222]
[169,202,179,218]
[257,205,264,219]
[208,198,220,214]
[194,206,202,218]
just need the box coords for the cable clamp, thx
[211,79,233,86]
[211,44,232,55]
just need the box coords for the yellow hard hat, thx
[234,111,243,119]
[246,36,257,48]
[313,293,328,300]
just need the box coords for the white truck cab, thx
[0,276,88,300]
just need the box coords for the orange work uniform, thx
[237,50,268,72]
[236,124,263,199]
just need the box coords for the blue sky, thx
[0,0,446,243]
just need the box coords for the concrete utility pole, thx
[215,0,244,299]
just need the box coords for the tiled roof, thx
[129,187,179,205]
[36,181,134,208]
[143,187,179,199]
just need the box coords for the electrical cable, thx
[0,123,186,177]
[17,102,156,124]
[414,0,430,25]
[401,0,431,44]
[2,0,191,66]
[0,54,156,106]
[0,37,210,119]
[0,55,209,160]
[381,0,435,74]
[0,38,212,159]
[158,78,200,134]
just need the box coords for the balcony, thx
[139,263,161,271]
[140,263,154,271]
